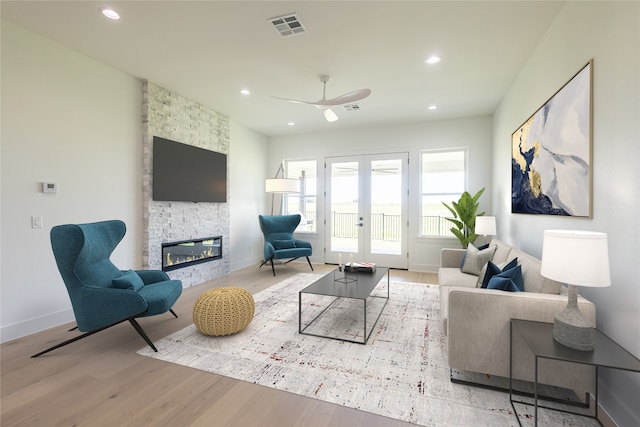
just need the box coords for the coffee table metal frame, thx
[298,267,390,344]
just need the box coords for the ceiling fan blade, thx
[271,89,371,107]
[269,95,320,105]
[271,78,370,122]
[321,89,371,106]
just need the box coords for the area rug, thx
[138,273,596,426]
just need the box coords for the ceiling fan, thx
[271,76,371,122]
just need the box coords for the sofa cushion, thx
[439,268,478,288]
[507,248,562,294]
[461,243,496,276]
[486,265,524,292]
[490,239,513,264]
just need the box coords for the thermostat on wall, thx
[42,182,58,194]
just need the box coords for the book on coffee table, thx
[344,262,376,273]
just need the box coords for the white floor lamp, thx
[265,164,300,215]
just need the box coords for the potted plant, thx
[442,188,486,248]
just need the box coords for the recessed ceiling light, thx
[428,105,438,110]
[425,56,441,65]
[288,122,295,126]
[100,7,120,20]
[240,89,251,95]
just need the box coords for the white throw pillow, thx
[461,243,497,276]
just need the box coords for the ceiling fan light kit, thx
[271,75,371,122]
[323,108,339,122]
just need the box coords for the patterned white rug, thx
[138,273,596,426]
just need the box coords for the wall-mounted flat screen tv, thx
[153,136,227,203]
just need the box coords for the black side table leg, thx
[535,355,539,426]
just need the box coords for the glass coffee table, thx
[298,267,390,344]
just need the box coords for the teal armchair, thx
[258,214,313,276]
[32,220,182,357]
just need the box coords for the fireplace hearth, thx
[162,236,222,271]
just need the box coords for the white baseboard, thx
[407,263,439,273]
[230,256,264,272]
[1,308,75,344]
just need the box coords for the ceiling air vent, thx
[269,13,306,37]
[343,105,361,112]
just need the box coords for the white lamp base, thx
[552,285,595,351]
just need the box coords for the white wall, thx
[492,2,639,425]
[0,21,268,342]
[268,115,493,271]
[1,20,142,341]
[229,121,269,270]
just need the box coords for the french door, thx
[325,153,408,269]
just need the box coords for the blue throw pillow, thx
[481,258,518,288]
[274,239,296,249]
[112,270,144,291]
[487,265,524,292]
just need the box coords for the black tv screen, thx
[153,136,227,202]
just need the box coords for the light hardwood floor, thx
[1,263,438,426]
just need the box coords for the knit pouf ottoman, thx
[193,287,255,336]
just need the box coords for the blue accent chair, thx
[258,214,313,276]
[32,220,182,357]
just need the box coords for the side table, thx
[509,319,640,426]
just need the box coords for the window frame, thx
[419,148,468,238]
[284,159,318,233]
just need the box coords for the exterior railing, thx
[421,215,451,237]
[326,212,452,240]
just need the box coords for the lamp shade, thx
[541,230,611,287]
[265,178,300,194]
[475,216,496,236]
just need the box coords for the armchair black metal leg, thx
[306,257,314,271]
[128,318,158,352]
[31,321,125,358]
[169,309,178,318]
[270,258,276,276]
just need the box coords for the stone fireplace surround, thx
[142,81,230,287]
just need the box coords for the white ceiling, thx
[1,1,564,137]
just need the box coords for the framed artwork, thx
[511,60,593,217]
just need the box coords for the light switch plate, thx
[31,216,43,229]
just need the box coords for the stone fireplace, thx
[142,81,230,287]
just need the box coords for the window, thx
[420,149,466,237]
[284,159,317,232]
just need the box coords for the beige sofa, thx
[438,239,595,396]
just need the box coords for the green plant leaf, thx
[444,217,463,229]
[442,202,457,218]
[441,187,486,248]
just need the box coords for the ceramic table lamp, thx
[540,230,611,351]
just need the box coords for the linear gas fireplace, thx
[162,236,222,272]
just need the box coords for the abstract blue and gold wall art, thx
[512,61,592,217]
